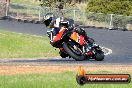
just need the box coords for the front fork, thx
[82,42,98,56]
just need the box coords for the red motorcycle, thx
[44,18,104,61]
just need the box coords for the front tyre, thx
[63,42,85,61]
[94,48,104,61]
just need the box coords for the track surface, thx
[0,20,132,65]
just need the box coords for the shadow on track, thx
[1,58,99,65]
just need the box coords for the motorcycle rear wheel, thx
[59,51,68,58]
[63,42,85,61]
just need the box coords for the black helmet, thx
[43,13,54,27]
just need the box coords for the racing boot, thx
[84,44,93,57]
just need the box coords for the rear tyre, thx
[63,42,85,61]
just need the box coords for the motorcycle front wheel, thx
[94,47,105,61]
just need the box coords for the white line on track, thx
[101,47,112,55]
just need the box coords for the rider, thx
[44,15,73,43]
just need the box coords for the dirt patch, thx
[0,64,132,75]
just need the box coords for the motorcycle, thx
[44,17,104,61]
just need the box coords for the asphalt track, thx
[0,20,132,65]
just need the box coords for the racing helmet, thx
[43,13,54,27]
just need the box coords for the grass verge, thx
[0,72,131,88]
[11,0,40,5]
[0,30,59,58]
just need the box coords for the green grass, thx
[0,72,131,88]
[0,30,59,58]
[11,0,40,5]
